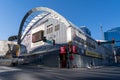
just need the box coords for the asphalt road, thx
[0,65,120,80]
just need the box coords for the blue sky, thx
[0,0,120,40]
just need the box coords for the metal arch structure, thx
[18,7,71,45]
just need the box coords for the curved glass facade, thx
[104,27,120,47]
[80,26,91,36]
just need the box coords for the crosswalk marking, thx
[0,66,21,73]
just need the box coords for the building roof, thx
[107,27,120,32]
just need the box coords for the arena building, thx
[17,7,114,68]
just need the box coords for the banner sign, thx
[85,50,102,59]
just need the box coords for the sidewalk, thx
[17,64,103,71]
[17,64,51,69]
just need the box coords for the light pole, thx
[112,43,117,64]
[113,47,117,64]
[67,41,72,68]
[67,46,70,68]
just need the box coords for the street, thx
[0,65,120,80]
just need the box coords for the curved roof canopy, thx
[18,7,70,44]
